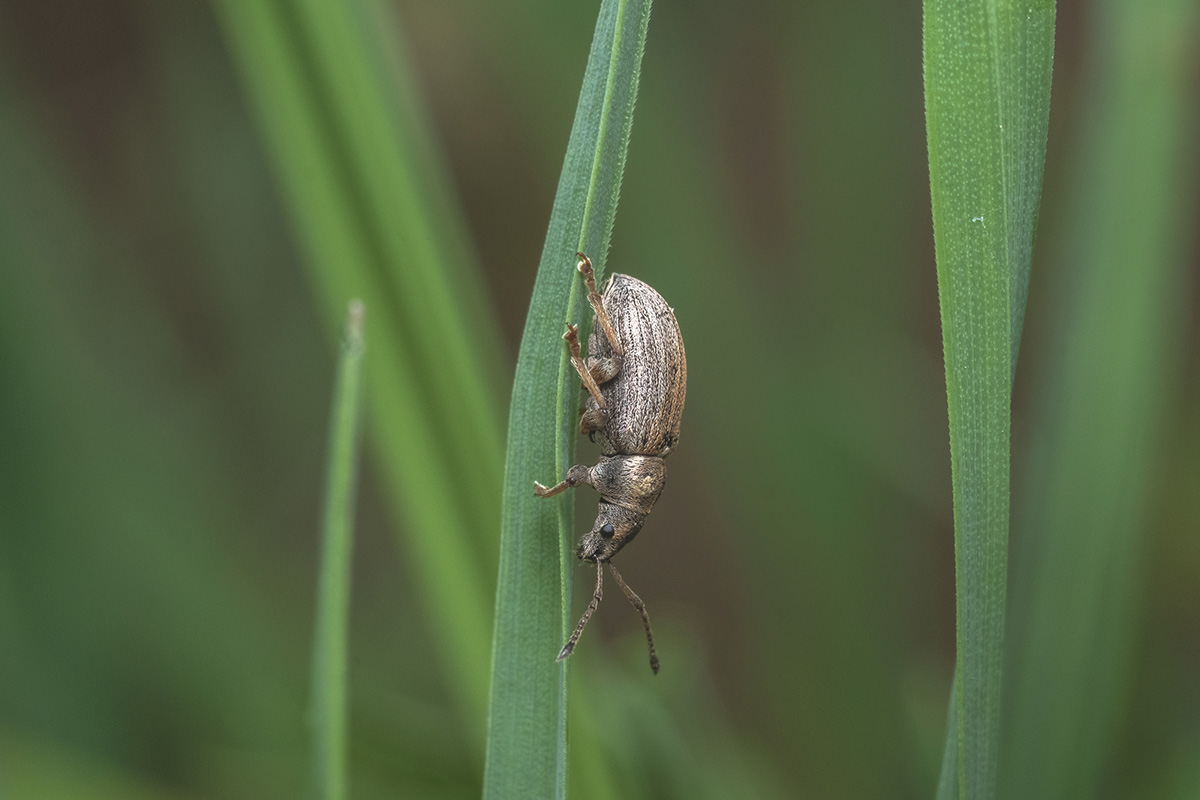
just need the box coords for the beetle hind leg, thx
[576,253,624,357]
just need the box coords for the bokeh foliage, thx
[0,1,1196,799]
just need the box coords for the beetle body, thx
[534,255,686,672]
[572,274,686,564]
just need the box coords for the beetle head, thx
[575,502,645,563]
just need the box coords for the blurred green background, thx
[0,1,1197,798]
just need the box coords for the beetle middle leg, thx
[565,324,624,436]
[564,323,607,410]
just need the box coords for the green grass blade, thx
[923,1,1056,796]
[935,680,959,800]
[484,1,653,797]
[213,0,500,726]
[287,0,506,527]
[309,302,366,800]
[1002,2,1199,798]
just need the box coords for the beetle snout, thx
[575,536,604,562]
[575,528,620,564]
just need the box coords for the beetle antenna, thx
[608,562,659,674]
[558,559,604,662]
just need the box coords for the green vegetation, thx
[0,1,1196,798]
[923,1,1055,796]
[213,0,503,729]
[484,1,652,798]
[310,302,367,800]
[1001,2,1200,798]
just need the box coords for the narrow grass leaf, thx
[923,1,1055,796]
[310,302,367,800]
[484,1,653,797]
[935,680,959,800]
[1002,2,1200,798]
[287,0,507,531]
[213,0,501,726]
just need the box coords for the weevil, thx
[534,253,687,673]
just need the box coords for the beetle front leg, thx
[534,464,594,497]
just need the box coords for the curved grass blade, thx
[309,302,366,800]
[923,1,1056,796]
[1001,2,1200,798]
[213,0,501,728]
[484,0,653,797]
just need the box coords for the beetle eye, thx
[600,523,615,538]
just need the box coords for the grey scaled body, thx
[534,254,687,673]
